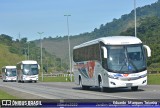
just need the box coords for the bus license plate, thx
[126,83,132,87]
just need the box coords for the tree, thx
[20,37,27,43]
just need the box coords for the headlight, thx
[139,73,147,78]
[108,74,118,79]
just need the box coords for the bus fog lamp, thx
[142,80,146,84]
[110,81,116,85]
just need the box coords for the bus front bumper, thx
[107,77,147,88]
[23,75,38,81]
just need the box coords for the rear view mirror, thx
[38,65,40,70]
[21,65,23,69]
[143,45,151,57]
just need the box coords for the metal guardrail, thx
[148,71,160,74]
[43,73,73,77]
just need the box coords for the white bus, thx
[73,36,151,91]
[2,66,17,82]
[17,60,39,83]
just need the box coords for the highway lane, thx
[0,80,160,99]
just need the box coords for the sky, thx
[0,0,158,41]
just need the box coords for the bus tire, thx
[83,85,90,90]
[98,77,104,92]
[131,86,138,91]
[79,77,90,90]
[99,81,104,92]
[79,77,83,87]
[79,78,85,90]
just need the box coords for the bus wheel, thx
[79,78,84,89]
[79,78,89,90]
[98,77,104,92]
[131,86,138,91]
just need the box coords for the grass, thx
[39,76,74,82]
[0,44,24,73]
[0,89,18,99]
[148,74,160,85]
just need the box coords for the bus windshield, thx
[107,44,146,73]
[23,64,38,75]
[5,69,17,77]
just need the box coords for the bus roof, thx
[2,66,16,69]
[73,36,142,49]
[17,60,38,64]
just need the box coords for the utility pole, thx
[64,14,72,82]
[38,32,44,81]
[28,42,30,60]
[134,0,137,37]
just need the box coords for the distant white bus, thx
[2,66,17,82]
[17,60,39,83]
[73,36,151,91]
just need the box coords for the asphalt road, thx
[0,80,160,99]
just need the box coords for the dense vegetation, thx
[34,0,160,70]
[121,16,160,71]
[0,34,67,74]
[0,35,24,72]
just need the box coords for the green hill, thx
[0,34,64,74]
[34,0,160,68]
[120,16,160,70]
[0,44,24,73]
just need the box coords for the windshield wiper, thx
[119,48,128,72]
[119,61,127,72]
[128,59,138,72]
